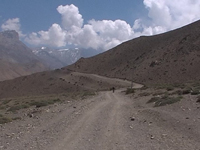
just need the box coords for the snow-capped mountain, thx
[32,47,102,69]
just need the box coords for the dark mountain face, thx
[0,30,19,40]
[66,20,200,85]
[0,30,48,81]
[32,47,102,69]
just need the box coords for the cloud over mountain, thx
[25,23,66,47]
[1,18,25,37]
[143,0,200,30]
[1,1,200,50]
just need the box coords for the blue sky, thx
[0,0,200,50]
[0,1,146,32]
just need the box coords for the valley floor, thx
[0,84,200,150]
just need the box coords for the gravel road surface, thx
[1,85,200,150]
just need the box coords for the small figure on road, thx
[112,87,115,93]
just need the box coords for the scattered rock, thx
[148,121,152,125]
[150,135,154,139]
[162,134,167,137]
[130,117,135,121]
[28,114,34,118]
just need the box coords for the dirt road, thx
[1,85,200,149]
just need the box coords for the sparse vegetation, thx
[82,91,96,97]
[182,89,191,94]
[140,86,148,90]
[143,81,200,107]
[155,84,175,91]
[151,82,199,96]
[147,97,160,103]
[126,88,135,95]
[12,117,22,120]
[152,91,168,96]
[0,114,12,124]
[166,86,174,91]
[154,84,169,89]
[171,90,183,95]
[2,99,11,105]
[191,89,200,95]
[0,96,63,114]
[48,98,61,104]
[196,96,200,103]
[0,106,6,110]
[138,92,151,97]
[173,83,186,89]
[30,98,61,108]
[30,101,49,108]
[147,95,182,107]
[73,91,96,100]
[155,96,182,107]
[69,91,96,100]
[171,89,192,95]
[191,81,200,89]
[8,104,29,112]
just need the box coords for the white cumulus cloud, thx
[71,24,103,50]
[143,0,200,30]
[14,1,200,50]
[25,4,133,50]
[1,18,25,37]
[57,4,83,30]
[89,19,134,41]
[25,23,66,47]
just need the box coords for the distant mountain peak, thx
[0,30,48,81]
[31,47,102,69]
[41,46,47,50]
[0,30,19,40]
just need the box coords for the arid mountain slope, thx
[0,30,47,81]
[0,69,131,99]
[67,20,200,85]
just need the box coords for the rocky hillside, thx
[0,30,48,81]
[67,20,200,85]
